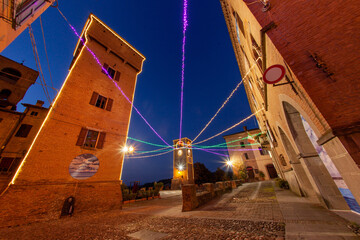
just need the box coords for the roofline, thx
[222,127,260,138]
[21,103,49,110]
[73,14,146,60]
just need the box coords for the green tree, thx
[194,162,214,184]
[214,167,226,182]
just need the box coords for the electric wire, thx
[192,57,261,142]
[39,15,55,101]
[57,8,172,148]
[28,25,52,104]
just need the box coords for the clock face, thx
[174,149,186,170]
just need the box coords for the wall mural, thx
[69,153,99,180]
[301,116,360,213]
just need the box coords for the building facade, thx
[220,0,360,210]
[0,14,145,226]
[0,0,54,52]
[223,128,277,181]
[0,55,47,192]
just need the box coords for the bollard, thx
[182,184,198,211]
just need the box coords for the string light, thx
[57,9,172,147]
[126,149,173,159]
[193,108,264,145]
[193,147,229,157]
[179,0,189,140]
[192,57,261,142]
[127,137,170,148]
[135,146,172,155]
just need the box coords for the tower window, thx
[84,130,99,148]
[89,92,113,111]
[0,89,12,100]
[15,124,32,138]
[30,111,38,116]
[244,153,249,159]
[76,127,106,149]
[95,95,107,109]
[0,68,21,84]
[102,63,121,81]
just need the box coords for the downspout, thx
[260,21,276,111]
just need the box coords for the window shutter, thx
[114,71,121,81]
[76,127,88,146]
[102,63,109,74]
[106,98,113,111]
[89,92,99,105]
[96,132,106,149]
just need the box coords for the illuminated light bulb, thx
[129,146,134,153]
[178,150,183,156]
[179,165,184,171]
[178,171,181,174]
[187,149,191,155]
[226,160,233,166]
[123,146,129,153]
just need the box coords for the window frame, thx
[15,124,33,138]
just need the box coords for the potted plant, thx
[258,171,265,181]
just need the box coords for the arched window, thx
[0,68,21,84]
[0,89,12,100]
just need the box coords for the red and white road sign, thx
[263,64,286,84]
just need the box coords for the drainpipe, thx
[260,21,276,111]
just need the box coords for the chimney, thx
[36,100,44,107]
[243,126,248,132]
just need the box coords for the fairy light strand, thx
[194,108,264,145]
[127,137,170,148]
[57,9,171,147]
[126,149,173,159]
[192,57,261,142]
[179,0,188,141]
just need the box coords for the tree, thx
[238,165,248,182]
[194,162,214,184]
[214,167,226,182]
[225,169,234,180]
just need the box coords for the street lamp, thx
[226,160,233,167]
[122,145,135,154]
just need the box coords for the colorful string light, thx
[179,0,188,141]
[57,9,172,148]
[126,149,173,159]
[127,137,170,148]
[194,109,264,145]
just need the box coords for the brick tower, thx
[0,14,145,226]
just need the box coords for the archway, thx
[283,101,349,210]
[265,164,277,179]
[246,166,255,180]
[278,126,316,197]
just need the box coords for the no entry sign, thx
[263,64,286,84]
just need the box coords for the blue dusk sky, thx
[2,0,257,185]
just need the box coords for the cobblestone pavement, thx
[0,182,285,240]
[1,181,358,239]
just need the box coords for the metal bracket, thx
[273,81,294,87]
